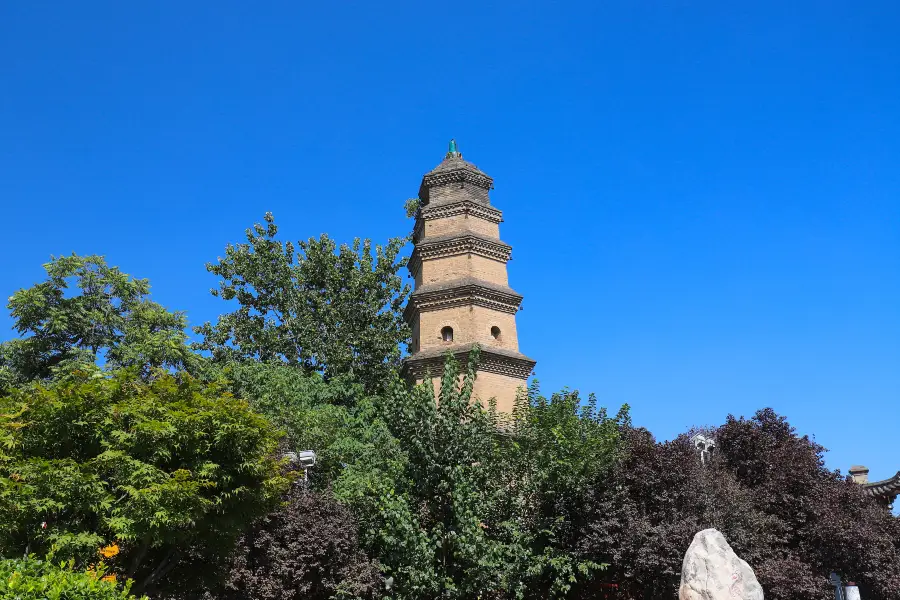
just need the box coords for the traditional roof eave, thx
[419,200,502,223]
[862,471,900,499]
[402,343,536,381]
[403,278,523,323]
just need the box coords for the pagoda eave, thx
[862,471,900,505]
[419,167,493,202]
[402,344,536,382]
[419,200,503,224]
[403,278,523,323]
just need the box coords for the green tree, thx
[0,254,195,391]
[161,355,627,599]
[194,213,410,392]
[499,386,627,598]
[0,369,289,596]
[333,353,507,599]
[331,352,626,600]
[208,360,400,486]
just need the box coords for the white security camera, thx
[296,450,317,468]
[283,450,317,469]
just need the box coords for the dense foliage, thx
[194,213,410,392]
[0,215,896,600]
[0,370,288,596]
[210,354,626,599]
[503,387,628,599]
[330,354,626,600]
[0,558,143,600]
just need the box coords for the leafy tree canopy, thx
[215,352,630,600]
[0,369,289,596]
[0,254,195,391]
[329,352,628,600]
[194,213,410,392]
[500,386,629,599]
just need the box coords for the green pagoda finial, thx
[447,139,461,158]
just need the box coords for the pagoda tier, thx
[408,233,512,287]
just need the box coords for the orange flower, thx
[99,543,120,558]
[101,573,117,583]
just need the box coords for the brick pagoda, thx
[402,140,536,412]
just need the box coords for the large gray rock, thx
[679,528,764,600]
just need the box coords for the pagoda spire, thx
[446,138,461,158]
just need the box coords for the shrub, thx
[216,486,382,600]
[0,369,289,596]
[0,557,143,599]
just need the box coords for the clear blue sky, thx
[2,2,898,482]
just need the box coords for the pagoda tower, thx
[403,140,536,412]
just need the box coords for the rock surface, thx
[679,528,764,600]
